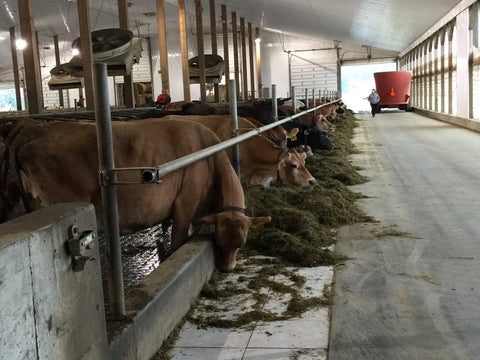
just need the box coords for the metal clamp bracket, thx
[99,167,163,186]
[67,225,96,272]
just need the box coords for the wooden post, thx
[240,17,248,100]
[53,35,64,108]
[440,30,446,113]
[255,27,262,99]
[423,44,428,109]
[157,0,170,94]
[428,40,433,110]
[209,0,219,102]
[195,0,206,101]
[231,12,240,100]
[448,26,454,114]
[18,0,43,113]
[248,22,255,100]
[433,36,439,112]
[178,0,191,102]
[118,0,134,108]
[221,5,230,102]
[77,0,95,111]
[9,27,22,110]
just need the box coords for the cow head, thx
[286,123,332,152]
[303,126,333,151]
[196,210,271,271]
[277,149,316,187]
[261,125,290,149]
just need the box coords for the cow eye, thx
[291,163,298,169]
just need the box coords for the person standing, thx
[368,89,380,117]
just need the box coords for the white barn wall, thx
[258,31,399,100]
[260,32,290,97]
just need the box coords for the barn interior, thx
[1,1,479,360]
[0,0,465,111]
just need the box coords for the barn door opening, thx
[341,62,396,112]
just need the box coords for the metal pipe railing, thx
[94,63,125,316]
[104,95,342,184]
[97,80,341,316]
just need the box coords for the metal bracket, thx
[99,167,163,186]
[67,225,96,272]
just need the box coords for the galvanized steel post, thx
[272,84,278,121]
[94,63,126,316]
[312,88,316,108]
[304,88,309,109]
[291,86,296,110]
[229,79,241,177]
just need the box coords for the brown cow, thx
[279,104,334,132]
[3,117,271,271]
[158,115,316,187]
[239,117,298,149]
[308,100,345,125]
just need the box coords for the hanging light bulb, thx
[16,38,27,50]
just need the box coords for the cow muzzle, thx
[305,177,317,187]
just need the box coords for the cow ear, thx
[298,152,307,161]
[249,216,271,230]
[287,128,299,139]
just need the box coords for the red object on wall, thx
[374,71,412,109]
[156,92,171,105]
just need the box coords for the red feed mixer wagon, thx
[374,71,413,111]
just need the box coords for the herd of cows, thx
[0,97,346,271]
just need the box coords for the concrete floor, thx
[169,256,333,360]
[330,110,480,359]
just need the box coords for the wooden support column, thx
[409,52,414,105]
[53,35,64,108]
[35,31,43,97]
[118,0,134,108]
[221,5,230,102]
[178,0,190,101]
[77,0,95,110]
[240,17,248,100]
[440,31,446,113]
[231,12,240,100]
[416,47,421,107]
[9,27,22,110]
[209,0,219,102]
[433,36,439,112]
[195,0,206,101]
[18,0,43,113]
[255,27,262,99]
[157,0,170,94]
[428,39,435,110]
[423,44,428,109]
[248,22,255,100]
[448,25,454,115]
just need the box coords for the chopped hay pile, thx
[244,111,372,267]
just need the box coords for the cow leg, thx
[170,199,199,253]
[155,219,172,261]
